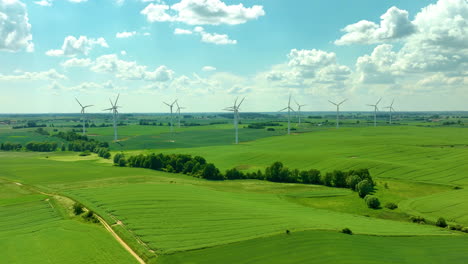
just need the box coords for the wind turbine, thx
[384,99,396,124]
[163,99,178,134]
[367,98,381,127]
[328,99,347,129]
[175,101,186,128]
[279,95,296,135]
[103,94,121,142]
[75,98,93,136]
[224,97,245,144]
[295,99,306,126]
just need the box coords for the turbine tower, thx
[367,98,381,127]
[279,95,295,135]
[163,99,178,134]
[384,99,396,124]
[224,97,245,144]
[328,99,347,129]
[103,94,121,142]
[295,100,306,126]
[75,98,93,135]
[175,101,186,128]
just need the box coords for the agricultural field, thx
[0,112,468,263]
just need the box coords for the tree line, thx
[115,153,375,197]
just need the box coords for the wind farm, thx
[1,0,467,264]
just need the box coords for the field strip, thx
[8,180,147,264]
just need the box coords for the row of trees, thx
[56,131,111,159]
[0,142,23,151]
[25,142,58,152]
[116,153,375,196]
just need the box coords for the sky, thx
[0,0,467,113]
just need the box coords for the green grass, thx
[158,230,468,264]
[0,179,138,264]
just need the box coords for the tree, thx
[346,175,361,190]
[225,168,244,180]
[365,195,380,209]
[265,162,284,182]
[321,172,333,186]
[356,180,373,198]
[202,163,223,180]
[332,170,347,187]
[436,217,447,228]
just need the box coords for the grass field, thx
[1,123,468,263]
[0,179,138,264]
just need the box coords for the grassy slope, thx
[0,179,138,264]
[159,230,468,264]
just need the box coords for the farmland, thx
[0,112,468,263]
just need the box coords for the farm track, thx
[7,179,147,264]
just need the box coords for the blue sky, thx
[0,0,467,113]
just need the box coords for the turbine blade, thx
[339,99,347,105]
[75,98,83,108]
[164,102,170,107]
[376,98,382,105]
[279,107,288,112]
[391,98,394,107]
[114,94,120,105]
[238,97,245,108]
[328,100,337,106]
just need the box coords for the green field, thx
[1,118,468,263]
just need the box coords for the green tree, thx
[332,170,347,187]
[346,175,361,190]
[365,195,380,209]
[356,180,373,198]
[202,163,223,180]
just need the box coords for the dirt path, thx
[12,181,147,264]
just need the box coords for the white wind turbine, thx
[175,101,186,128]
[224,97,245,144]
[384,99,396,124]
[367,98,381,127]
[103,94,121,142]
[295,99,306,126]
[164,99,178,134]
[75,98,93,135]
[279,95,296,135]
[328,99,347,129]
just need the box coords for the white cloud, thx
[202,66,216,71]
[46,36,108,57]
[34,0,52,6]
[141,0,265,25]
[145,65,174,82]
[116,31,137,38]
[355,44,399,84]
[91,54,174,82]
[120,50,127,56]
[174,28,192,35]
[200,31,236,45]
[0,0,34,52]
[61,58,93,68]
[0,69,66,81]
[69,0,88,3]
[335,6,416,45]
[143,32,151,36]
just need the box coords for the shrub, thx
[79,150,91,156]
[436,217,447,228]
[341,228,352,235]
[384,202,398,210]
[410,216,426,224]
[346,175,361,190]
[461,227,468,233]
[73,203,84,215]
[118,158,127,167]
[356,180,373,198]
[83,210,100,223]
[365,196,380,209]
[449,224,463,231]
[266,128,275,131]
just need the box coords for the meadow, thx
[0,112,467,263]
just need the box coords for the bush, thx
[79,150,91,156]
[461,227,468,233]
[410,216,426,224]
[436,217,447,228]
[384,202,398,210]
[365,196,380,209]
[356,180,373,198]
[83,210,100,223]
[266,128,275,131]
[118,158,127,167]
[341,228,352,235]
[449,224,463,231]
[73,203,84,215]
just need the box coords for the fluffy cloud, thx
[354,0,468,87]
[0,69,66,81]
[61,58,92,68]
[202,66,216,71]
[141,0,265,25]
[34,0,52,6]
[200,31,236,45]
[174,28,192,35]
[46,36,108,57]
[116,31,136,38]
[0,0,34,52]
[335,6,416,45]
[91,54,174,82]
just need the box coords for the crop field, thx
[0,114,468,264]
[0,179,138,264]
